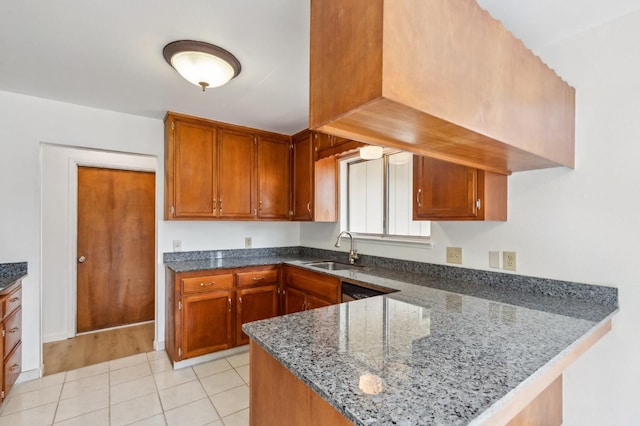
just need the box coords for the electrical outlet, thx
[446,247,463,264]
[503,251,517,271]
[172,240,182,252]
[245,237,252,248]
[489,251,500,268]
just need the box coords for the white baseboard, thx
[172,345,249,369]
[16,368,42,384]
[153,340,165,351]
[42,333,69,344]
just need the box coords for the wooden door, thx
[292,132,314,221]
[218,129,256,219]
[257,136,291,219]
[173,120,217,218]
[182,291,233,358]
[413,156,479,219]
[236,285,279,345]
[77,167,155,333]
[284,287,307,314]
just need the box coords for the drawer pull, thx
[9,327,19,334]
[9,297,19,303]
[227,297,232,312]
[9,364,20,372]
[252,277,265,281]
[200,282,215,287]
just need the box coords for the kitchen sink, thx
[306,261,363,271]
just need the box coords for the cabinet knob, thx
[78,256,86,263]
[9,327,19,334]
[252,276,265,281]
[200,282,215,287]
[307,202,311,213]
[9,297,19,303]
[227,297,232,312]
[9,364,20,373]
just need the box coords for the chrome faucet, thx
[334,231,359,264]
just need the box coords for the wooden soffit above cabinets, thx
[309,0,576,175]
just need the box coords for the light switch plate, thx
[446,247,463,264]
[489,251,500,268]
[245,237,252,248]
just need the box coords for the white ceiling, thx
[1,0,639,135]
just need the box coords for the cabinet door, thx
[258,136,291,219]
[292,133,314,221]
[218,129,256,219]
[172,120,217,218]
[413,156,479,219]
[314,156,338,222]
[237,285,279,345]
[284,287,307,315]
[182,291,233,359]
[306,294,334,310]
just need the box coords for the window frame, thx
[340,151,431,246]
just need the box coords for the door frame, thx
[68,157,156,338]
[40,144,157,343]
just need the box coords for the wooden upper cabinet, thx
[413,156,507,221]
[218,129,256,219]
[165,112,293,221]
[292,131,314,221]
[310,0,575,174]
[291,130,338,222]
[165,117,217,218]
[258,136,291,219]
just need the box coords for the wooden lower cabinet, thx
[1,279,23,404]
[182,291,233,358]
[282,265,340,314]
[236,285,279,346]
[166,265,282,362]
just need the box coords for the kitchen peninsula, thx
[165,247,617,425]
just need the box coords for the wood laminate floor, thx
[42,322,155,376]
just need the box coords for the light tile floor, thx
[0,350,250,426]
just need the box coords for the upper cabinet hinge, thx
[170,206,175,216]
[171,121,175,130]
[178,347,182,357]
[1,330,4,337]
[290,144,293,149]
[476,199,481,210]
[1,390,4,399]
[254,136,257,144]
[178,300,182,310]
[289,210,294,216]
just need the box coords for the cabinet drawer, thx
[4,342,22,400]
[284,266,340,303]
[182,274,234,293]
[237,268,279,287]
[3,307,21,358]
[2,284,21,320]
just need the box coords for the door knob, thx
[78,256,86,263]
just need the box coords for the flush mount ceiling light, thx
[163,40,241,91]
[359,145,384,160]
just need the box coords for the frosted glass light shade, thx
[163,41,241,91]
[360,145,384,160]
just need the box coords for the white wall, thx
[302,11,640,425]
[0,90,301,378]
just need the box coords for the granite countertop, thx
[164,247,618,425]
[0,262,27,293]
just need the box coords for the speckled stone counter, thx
[165,247,617,424]
[0,262,27,292]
